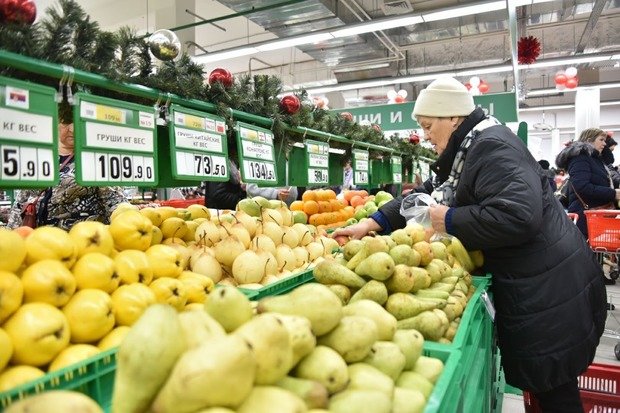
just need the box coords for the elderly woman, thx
[333,77,606,412]
[556,128,620,238]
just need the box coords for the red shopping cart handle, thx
[567,213,578,223]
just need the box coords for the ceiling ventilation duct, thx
[380,0,414,15]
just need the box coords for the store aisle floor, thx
[501,279,620,412]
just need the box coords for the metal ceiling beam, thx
[575,0,607,53]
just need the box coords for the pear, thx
[396,372,434,399]
[319,236,339,255]
[234,210,259,237]
[343,239,364,261]
[410,267,431,292]
[251,234,277,256]
[404,223,426,244]
[385,293,442,320]
[354,252,395,281]
[204,286,253,333]
[293,346,349,394]
[112,305,186,413]
[293,246,310,267]
[276,376,329,410]
[269,199,286,209]
[396,311,446,341]
[252,196,271,211]
[256,250,279,277]
[151,335,256,412]
[228,223,251,249]
[257,283,343,336]
[258,221,285,246]
[213,235,246,268]
[390,229,412,246]
[347,363,394,397]
[328,390,391,413]
[190,253,223,283]
[194,221,221,247]
[317,315,378,363]
[392,387,426,413]
[429,241,448,261]
[306,241,325,261]
[381,235,396,250]
[313,259,366,289]
[232,250,266,285]
[392,329,424,370]
[412,355,444,384]
[234,313,293,384]
[361,341,406,380]
[275,243,297,271]
[412,241,433,266]
[346,237,389,270]
[349,280,388,305]
[273,314,316,367]
[282,227,301,248]
[178,310,225,349]
[409,249,422,267]
[261,209,283,226]
[327,284,351,305]
[237,386,305,413]
[389,245,414,266]
[342,300,396,340]
[385,265,415,293]
[277,207,295,227]
[292,223,314,246]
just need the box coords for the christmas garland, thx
[0,0,435,165]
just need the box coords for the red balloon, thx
[208,68,233,88]
[394,95,406,103]
[1,0,36,25]
[554,73,567,85]
[279,95,301,114]
[565,77,579,89]
[478,83,490,94]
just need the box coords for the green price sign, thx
[391,156,402,184]
[73,93,158,187]
[0,76,59,188]
[305,139,329,186]
[235,122,277,184]
[169,105,229,182]
[353,149,369,185]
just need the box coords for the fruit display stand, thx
[0,349,117,412]
[419,347,462,413]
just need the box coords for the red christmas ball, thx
[478,82,490,94]
[565,77,579,89]
[372,124,382,133]
[208,68,233,88]
[340,112,353,122]
[1,0,36,25]
[409,133,420,145]
[554,73,567,85]
[280,95,301,115]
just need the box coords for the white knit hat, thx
[413,77,475,117]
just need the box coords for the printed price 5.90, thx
[1,145,54,183]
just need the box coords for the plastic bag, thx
[399,193,437,228]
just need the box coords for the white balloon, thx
[565,67,578,78]
[556,83,566,91]
[387,90,398,100]
[398,89,408,98]
[470,76,481,87]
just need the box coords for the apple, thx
[159,217,188,240]
[21,260,76,307]
[48,344,100,371]
[110,283,157,326]
[0,328,12,371]
[114,250,153,285]
[145,244,183,279]
[149,277,187,311]
[187,204,211,220]
[190,253,223,283]
[0,228,27,272]
[374,190,394,206]
[72,252,119,293]
[68,221,114,258]
[4,303,70,366]
[139,207,163,226]
[109,210,153,251]
[354,208,368,221]
[25,226,78,268]
[178,270,215,303]
[97,326,131,350]
[62,289,115,343]
[0,271,23,323]
[0,366,45,392]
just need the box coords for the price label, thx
[353,149,369,186]
[393,173,402,183]
[243,159,276,182]
[305,139,329,187]
[308,168,328,184]
[1,145,54,182]
[391,156,402,183]
[81,101,127,124]
[80,151,155,184]
[174,151,227,179]
[355,171,368,184]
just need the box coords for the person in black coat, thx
[204,157,247,210]
[332,77,606,412]
[555,128,620,238]
[537,159,557,192]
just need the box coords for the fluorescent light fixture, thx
[304,72,458,94]
[601,101,620,106]
[510,0,556,6]
[292,78,338,89]
[422,1,505,22]
[519,104,574,112]
[256,33,333,51]
[331,15,423,38]
[519,54,614,69]
[599,82,620,90]
[527,82,620,97]
[457,65,512,76]
[193,47,257,63]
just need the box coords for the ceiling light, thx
[519,104,574,112]
[519,54,614,69]
[256,33,334,51]
[292,78,338,89]
[193,47,257,63]
[457,65,512,76]
[331,15,423,38]
[527,82,620,97]
[422,1,505,22]
[601,101,620,106]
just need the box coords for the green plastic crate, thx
[422,347,462,413]
[0,348,117,412]
[237,269,315,300]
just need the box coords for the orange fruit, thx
[329,199,343,211]
[358,190,369,198]
[343,206,355,218]
[303,200,319,216]
[308,214,319,226]
[302,191,317,202]
[350,195,365,208]
[324,189,337,200]
[290,201,304,211]
[343,191,356,202]
[318,201,332,214]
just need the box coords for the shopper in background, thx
[342,159,354,192]
[246,184,298,206]
[204,156,246,210]
[556,128,620,238]
[8,119,126,230]
[538,159,557,192]
[602,134,620,187]
[333,77,606,412]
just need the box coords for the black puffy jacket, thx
[379,110,606,393]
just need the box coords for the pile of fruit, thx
[289,189,354,230]
[342,189,395,223]
[315,222,483,343]
[107,283,442,413]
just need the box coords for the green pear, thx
[234,314,293,385]
[392,329,424,370]
[151,335,255,412]
[349,280,388,306]
[347,363,394,397]
[328,390,391,413]
[385,264,415,293]
[412,241,433,266]
[396,372,434,399]
[413,355,444,384]
[313,259,366,289]
[346,237,389,270]
[392,387,426,413]
[390,229,413,246]
[257,283,343,336]
[269,199,286,209]
[178,310,226,349]
[237,386,306,413]
[273,314,316,367]
[327,284,351,305]
[385,293,442,320]
[381,235,397,250]
[354,252,395,281]
[410,267,431,292]
[404,223,426,244]
[252,196,271,210]
[276,376,329,409]
[396,310,446,341]
[389,245,414,266]
[317,316,378,363]
[429,241,448,261]
[429,258,452,279]
[293,346,349,394]
[343,299,397,340]
[409,249,422,267]
[362,341,406,381]
[237,198,262,217]
[424,260,443,284]
[204,286,253,333]
[343,240,364,261]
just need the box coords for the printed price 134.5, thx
[243,159,275,181]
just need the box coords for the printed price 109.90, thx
[80,151,155,183]
[1,145,54,182]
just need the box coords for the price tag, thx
[308,168,329,184]
[0,76,59,188]
[305,139,329,186]
[169,105,229,182]
[236,122,278,184]
[353,149,369,186]
[391,156,402,184]
[74,93,158,187]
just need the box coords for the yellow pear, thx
[160,217,188,240]
[48,344,100,371]
[25,226,77,268]
[0,271,23,323]
[146,244,184,279]
[72,252,119,293]
[191,253,223,283]
[0,328,13,372]
[194,220,221,247]
[149,277,188,311]
[213,235,246,268]
[139,207,163,226]
[0,366,45,392]
[111,283,157,326]
[114,249,153,285]
[187,204,211,220]
[21,259,76,307]
[63,289,115,343]
[178,271,215,303]
[68,221,114,258]
[251,234,277,256]
[97,326,131,350]
[0,228,26,272]
[109,210,153,252]
[204,286,253,333]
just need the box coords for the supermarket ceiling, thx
[39,0,620,109]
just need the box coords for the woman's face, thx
[59,123,74,151]
[592,134,607,153]
[416,116,458,155]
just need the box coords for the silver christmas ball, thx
[148,29,181,61]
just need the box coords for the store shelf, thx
[423,347,462,413]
